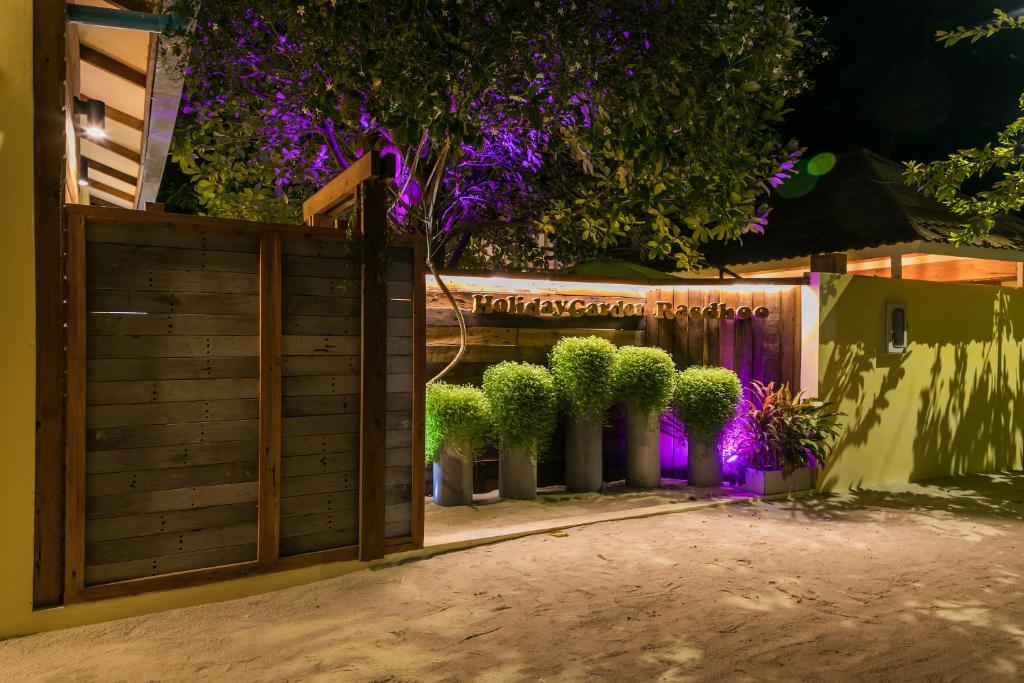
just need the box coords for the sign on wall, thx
[472,294,770,320]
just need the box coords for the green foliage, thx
[904,9,1024,244]
[742,381,843,474]
[672,366,742,438]
[424,382,492,464]
[165,0,819,270]
[610,346,676,416]
[482,362,557,456]
[548,336,618,417]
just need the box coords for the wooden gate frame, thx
[59,153,424,602]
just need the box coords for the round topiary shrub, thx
[425,382,492,463]
[672,366,742,438]
[611,346,677,416]
[548,335,618,417]
[482,361,557,456]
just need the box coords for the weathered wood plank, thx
[282,433,360,457]
[88,290,258,317]
[87,313,258,336]
[86,440,259,474]
[282,335,361,356]
[87,398,258,428]
[87,223,259,252]
[281,236,356,258]
[282,355,359,377]
[66,213,88,599]
[86,481,258,518]
[86,523,258,565]
[87,461,257,497]
[283,395,358,417]
[279,512,357,539]
[88,357,259,382]
[283,315,360,336]
[282,374,360,397]
[281,451,360,477]
[279,530,357,556]
[281,413,359,438]
[86,502,257,543]
[258,232,283,564]
[283,254,360,279]
[87,419,259,451]
[281,471,358,497]
[283,294,361,317]
[88,335,259,359]
[88,267,259,294]
[279,491,359,518]
[282,275,359,297]
[87,243,259,274]
[84,543,257,586]
[88,378,258,405]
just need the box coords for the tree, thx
[166,0,817,379]
[904,9,1024,244]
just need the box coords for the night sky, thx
[783,0,1024,164]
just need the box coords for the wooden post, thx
[358,178,389,561]
[809,253,847,274]
[257,233,282,564]
[63,212,87,600]
[33,0,68,608]
[890,254,903,279]
[410,237,427,549]
[1016,262,1023,289]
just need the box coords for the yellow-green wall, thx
[0,0,43,640]
[817,273,1024,490]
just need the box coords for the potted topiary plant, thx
[548,336,617,493]
[425,382,492,506]
[611,346,676,488]
[741,381,843,495]
[482,361,557,500]
[672,366,742,487]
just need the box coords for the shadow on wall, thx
[818,275,1024,491]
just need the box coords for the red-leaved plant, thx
[742,381,843,475]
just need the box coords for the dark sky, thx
[782,0,1024,164]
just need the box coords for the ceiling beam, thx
[89,179,136,204]
[89,195,122,209]
[104,105,144,131]
[83,156,138,186]
[86,135,142,164]
[79,45,147,89]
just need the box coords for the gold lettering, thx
[585,303,600,316]
[688,306,702,319]
[553,300,569,317]
[493,298,509,313]
[524,298,540,316]
[540,301,554,315]
[656,301,674,319]
[569,299,587,317]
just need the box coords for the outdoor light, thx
[78,157,89,187]
[73,98,106,139]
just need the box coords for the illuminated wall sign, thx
[653,301,770,320]
[472,294,645,318]
[472,294,772,320]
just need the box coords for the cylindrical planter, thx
[499,438,537,500]
[625,408,661,488]
[687,433,722,487]
[565,412,603,492]
[432,438,474,506]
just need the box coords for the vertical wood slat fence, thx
[62,196,424,602]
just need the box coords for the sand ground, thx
[4,472,1024,682]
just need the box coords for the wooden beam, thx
[890,254,902,279]
[104,105,144,132]
[89,196,120,209]
[410,236,426,549]
[83,156,138,186]
[257,234,282,564]
[358,177,389,561]
[1017,263,1024,289]
[33,0,67,609]
[88,178,135,204]
[809,253,847,274]
[87,135,142,164]
[79,45,147,88]
[64,212,87,601]
[303,152,396,224]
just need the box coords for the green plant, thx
[611,346,676,416]
[424,382,492,463]
[482,361,557,455]
[548,336,618,417]
[742,381,843,475]
[672,366,742,438]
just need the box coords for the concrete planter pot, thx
[687,434,722,487]
[565,412,603,492]
[431,439,474,507]
[625,408,661,488]
[499,438,537,500]
[744,466,816,495]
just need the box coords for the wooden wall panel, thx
[81,221,261,586]
[384,247,415,540]
[278,235,360,556]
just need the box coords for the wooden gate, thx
[60,166,424,601]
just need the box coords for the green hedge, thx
[611,345,676,415]
[672,366,742,438]
[548,335,618,417]
[482,361,557,455]
[425,382,492,463]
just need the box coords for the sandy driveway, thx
[4,473,1024,682]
